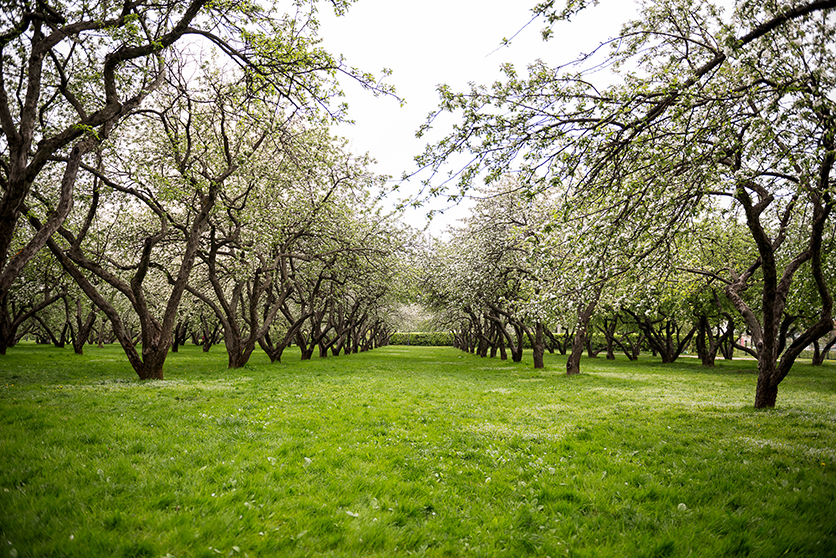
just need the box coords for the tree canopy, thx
[1,0,834,410]
[415,0,836,407]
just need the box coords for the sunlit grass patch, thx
[1,344,835,556]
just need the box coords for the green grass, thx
[1,344,835,557]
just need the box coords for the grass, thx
[1,343,835,557]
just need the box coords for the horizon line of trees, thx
[421,181,835,372]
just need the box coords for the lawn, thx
[1,344,835,557]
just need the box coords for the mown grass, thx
[1,344,835,557]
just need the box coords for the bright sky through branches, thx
[320,0,639,233]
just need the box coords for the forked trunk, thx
[811,336,836,366]
[226,343,247,369]
[224,331,258,369]
[695,316,719,367]
[71,335,85,355]
[599,318,617,360]
[567,294,600,375]
[511,345,523,362]
[269,346,286,363]
[72,307,97,356]
[478,336,489,357]
[135,343,169,380]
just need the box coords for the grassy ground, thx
[1,344,835,558]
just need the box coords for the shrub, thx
[389,332,453,346]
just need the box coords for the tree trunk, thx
[585,338,603,358]
[58,323,71,348]
[36,175,216,380]
[627,310,696,364]
[171,319,189,353]
[261,313,310,364]
[812,335,836,366]
[228,350,250,369]
[612,327,642,361]
[225,336,252,369]
[511,323,524,363]
[543,325,559,354]
[0,319,9,355]
[72,323,92,355]
[720,320,735,360]
[96,321,108,348]
[532,321,545,369]
[695,315,720,367]
[299,339,315,360]
[566,328,585,375]
[598,317,617,359]
[331,334,347,356]
[136,345,168,380]
[754,365,779,408]
[172,321,181,353]
[33,315,63,348]
[270,345,287,363]
[567,295,600,375]
[71,300,97,355]
[556,327,574,355]
[0,136,99,355]
[478,335,489,357]
[631,333,643,360]
[0,289,66,354]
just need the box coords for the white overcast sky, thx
[318,1,640,233]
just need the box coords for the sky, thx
[318,0,640,234]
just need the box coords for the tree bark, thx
[566,327,586,376]
[812,335,836,366]
[0,288,66,354]
[567,296,600,375]
[727,170,834,407]
[597,316,618,360]
[71,300,97,356]
[532,321,545,369]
